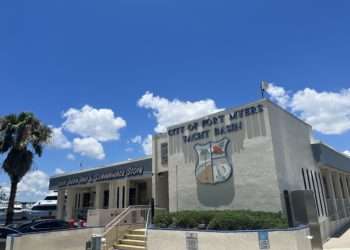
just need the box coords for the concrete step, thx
[119,239,145,247]
[113,244,145,250]
[125,234,145,240]
[129,229,145,236]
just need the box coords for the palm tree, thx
[0,112,51,225]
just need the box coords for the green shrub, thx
[153,210,288,230]
[153,210,172,228]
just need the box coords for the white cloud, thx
[290,88,350,135]
[129,134,153,155]
[265,83,290,109]
[54,168,65,175]
[48,127,71,149]
[73,137,105,160]
[131,135,142,144]
[343,150,350,158]
[66,153,75,160]
[125,147,134,152]
[142,134,153,155]
[265,83,350,135]
[138,91,221,133]
[62,105,127,141]
[16,170,50,201]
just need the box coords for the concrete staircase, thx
[113,229,146,250]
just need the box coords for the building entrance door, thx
[129,188,136,206]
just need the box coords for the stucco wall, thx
[147,227,312,250]
[267,101,327,221]
[267,101,317,193]
[87,208,124,227]
[6,227,104,250]
[152,134,170,209]
[156,99,283,213]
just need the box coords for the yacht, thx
[28,192,58,220]
[0,203,27,221]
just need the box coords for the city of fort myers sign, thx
[167,104,264,144]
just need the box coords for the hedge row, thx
[154,210,288,230]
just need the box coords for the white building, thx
[49,99,350,242]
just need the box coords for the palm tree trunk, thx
[5,180,18,225]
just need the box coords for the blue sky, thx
[0,0,350,201]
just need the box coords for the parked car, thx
[0,227,20,250]
[17,219,72,233]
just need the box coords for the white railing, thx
[144,206,152,249]
[102,205,149,250]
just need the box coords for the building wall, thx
[152,134,170,209]
[147,227,313,250]
[154,100,284,213]
[6,227,104,250]
[266,102,326,217]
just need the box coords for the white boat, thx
[0,203,27,221]
[27,192,58,220]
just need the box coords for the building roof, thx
[51,156,152,178]
[312,142,350,173]
[49,156,152,190]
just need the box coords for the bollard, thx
[91,234,102,250]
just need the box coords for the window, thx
[301,168,307,189]
[317,173,328,216]
[339,177,346,198]
[122,186,125,208]
[322,176,330,199]
[31,205,57,211]
[346,178,350,195]
[161,143,168,165]
[83,193,91,208]
[332,175,339,199]
[116,187,120,208]
[310,171,320,216]
[103,190,109,208]
[306,169,312,190]
[44,196,57,201]
[34,221,56,229]
[314,172,324,216]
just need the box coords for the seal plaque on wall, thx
[194,138,232,184]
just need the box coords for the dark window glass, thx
[83,193,91,208]
[314,172,324,216]
[310,171,320,216]
[331,175,338,198]
[317,173,327,216]
[301,168,307,189]
[340,177,346,198]
[346,178,350,195]
[161,143,168,165]
[323,176,330,199]
[32,205,57,211]
[103,190,109,208]
[306,169,312,190]
[122,186,125,208]
[116,187,120,208]
[35,222,54,229]
[44,196,57,201]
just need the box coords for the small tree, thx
[0,112,51,225]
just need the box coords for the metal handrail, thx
[104,205,149,231]
[144,206,151,249]
[101,205,150,250]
